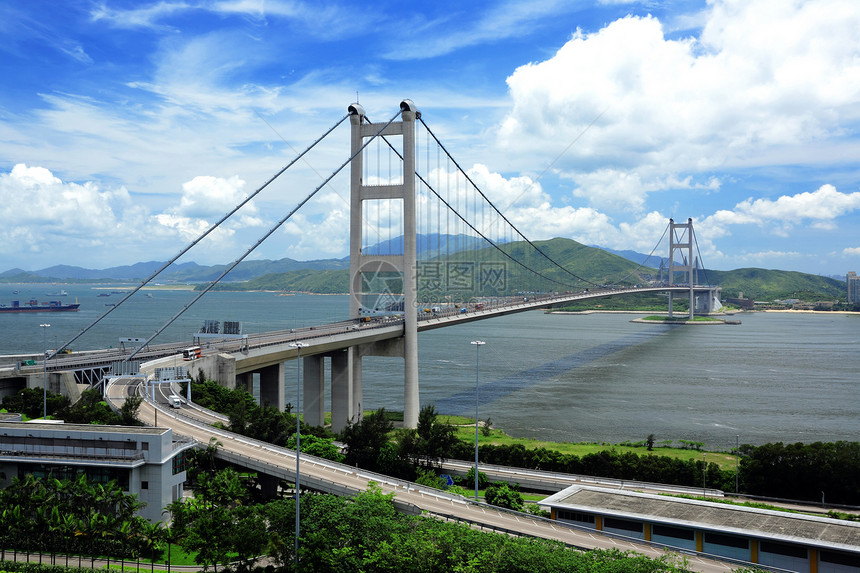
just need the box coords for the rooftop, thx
[0,421,167,435]
[542,486,860,552]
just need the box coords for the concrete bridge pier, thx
[256,472,281,499]
[258,363,284,410]
[302,355,325,426]
[330,348,362,432]
[236,371,253,395]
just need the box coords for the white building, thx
[848,271,859,304]
[0,420,195,523]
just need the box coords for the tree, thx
[339,408,394,473]
[286,433,345,463]
[120,394,143,425]
[484,482,524,511]
[398,404,459,470]
[1,387,70,419]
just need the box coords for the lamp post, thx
[470,340,485,501]
[702,452,707,498]
[735,435,739,494]
[289,341,306,567]
[40,323,50,418]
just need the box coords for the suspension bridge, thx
[2,100,721,432]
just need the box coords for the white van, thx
[168,395,182,408]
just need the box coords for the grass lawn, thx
[448,424,738,470]
[324,410,738,470]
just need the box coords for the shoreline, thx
[550,309,859,316]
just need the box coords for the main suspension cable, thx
[125,109,403,361]
[367,119,589,291]
[418,117,596,286]
[610,221,670,286]
[48,113,350,361]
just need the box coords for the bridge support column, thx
[259,363,285,411]
[352,351,363,424]
[257,472,280,500]
[668,218,695,320]
[331,349,353,432]
[348,100,420,429]
[302,355,325,427]
[236,372,253,394]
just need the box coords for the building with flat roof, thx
[542,485,859,573]
[848,272,859,304]
[0,421,195,523]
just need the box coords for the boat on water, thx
[46,289,68,296]
[0,299,80,313]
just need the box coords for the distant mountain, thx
[0,234,490,284]
[365,233,500,258]
[210,238,847,302]
[2,235,848,302]
[211,237,649,294]
[0,257,349,283]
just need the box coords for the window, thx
[820,550,859,567]
[704,532,748,549]
[653,524,695,541]
[141,481,149,490]
[557,510,595,524]
[603,517,643,533]
[759,541,806,559]
[172,451,187,475]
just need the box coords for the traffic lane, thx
[113,382,734,573]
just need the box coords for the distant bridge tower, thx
[668,218,696,319]
[345,100,420,429]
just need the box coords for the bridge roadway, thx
[205,284,715,376]
[1,284,710,377]
[105,376,737,573]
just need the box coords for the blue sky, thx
[1,0,859,277]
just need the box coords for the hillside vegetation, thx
[204,238,846,302]
[704,267,845,300]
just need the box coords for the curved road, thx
[106,377,741,573]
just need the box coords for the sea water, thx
[1,283,857,448]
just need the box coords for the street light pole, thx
[289,341,306,568]
[40,323,50,418]
[735,435,739,494]
[702,452,706,498]
[470,340,485,501]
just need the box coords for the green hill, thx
[704,268,845,301]
[200,238,847,304]
[208,269,350,293]
[207,238,650,295]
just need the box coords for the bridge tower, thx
[668,218,696,319]
[341,100,420,429]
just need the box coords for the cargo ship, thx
[0,299,80,313]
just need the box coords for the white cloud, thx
[281,202,350,260]
[496,1,860,211]
[0,164,272,269]
[703,184,860,238]
[843,247,860,256]
[172,175,257,220]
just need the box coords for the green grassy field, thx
[356,411,741,470]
